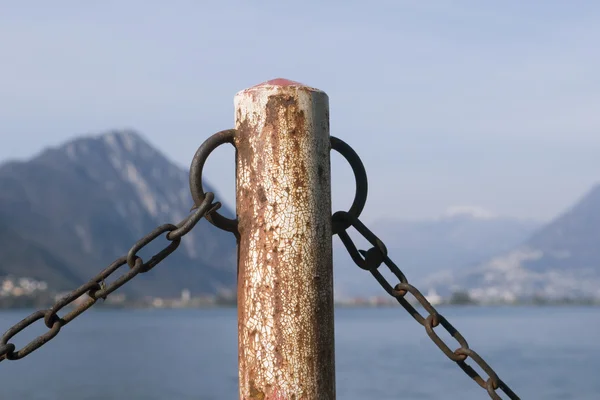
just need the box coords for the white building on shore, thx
[425,288,442,306]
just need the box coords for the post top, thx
[237,78,326,98]
[252,78,306,88]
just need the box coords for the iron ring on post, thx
[330,136,368,235]
[189,129,238,234]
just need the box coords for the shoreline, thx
[1,301,598,311]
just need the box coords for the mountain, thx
[0,130,238,299]
[424,185,600,302]
[332,210,540,300]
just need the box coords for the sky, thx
[1,1,600,224]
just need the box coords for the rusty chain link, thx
[0,192,220,363]
[332,210,520,400]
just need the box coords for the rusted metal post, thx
[234,78,335,400]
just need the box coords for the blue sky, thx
[1,1,599,223]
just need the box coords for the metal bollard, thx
[234,78,336,400]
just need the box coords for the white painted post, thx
[234,78,335,400]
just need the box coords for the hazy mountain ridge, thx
[3,129,598,304]
[0,130,238,298]
[332,211,541,300]
[424,185,600,302]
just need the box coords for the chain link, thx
[332,210,521,400]
[0,192,220,363]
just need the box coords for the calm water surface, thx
[0,306,598,399]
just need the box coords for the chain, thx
[0,126,521,400]
[332,210,520,400]
[0,192,220,363]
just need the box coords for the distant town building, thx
[425,289,442,306]
[0,276,48,297]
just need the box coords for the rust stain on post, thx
[234,78,335,400]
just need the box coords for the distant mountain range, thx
[424,185,600,302]
[0,130,237,299]
[2,129,599,303]
[332,211,540,300]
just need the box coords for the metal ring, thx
[330,136,368,235]
[189,129,238,234]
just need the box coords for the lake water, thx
[0,306,598,399]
